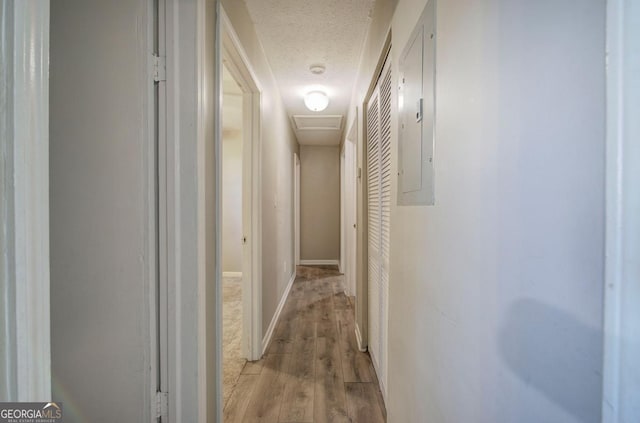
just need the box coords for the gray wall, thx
[222,0,299,334]
[350,0,606,421]
[222,93,243,273]
[49,0,151,422]
[300,145,340,261]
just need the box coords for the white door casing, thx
[340,147,345,274]
[294,153,301,266]
[0,0,51,402]
[602,0,640,421]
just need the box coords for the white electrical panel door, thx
[367,57,392,392]
[399,26,424,194]
[398,0,436,205]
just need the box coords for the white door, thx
[344,138,357,297]
[294,153,301,266]
[341,147,346,274]
[366,56,392,393]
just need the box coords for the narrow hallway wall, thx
[349,0,606,421]
[222,87,243,274]
[300,145,340,262]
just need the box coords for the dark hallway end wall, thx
[300,145,341,262]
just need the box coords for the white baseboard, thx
[299,259,340,266]
[222,271,242,278]
[261,271,296,355]
[355,322,367,352]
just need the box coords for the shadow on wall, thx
[499,298,602,423]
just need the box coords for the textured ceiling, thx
[243,0,375,146]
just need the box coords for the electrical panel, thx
[397,0,436,206]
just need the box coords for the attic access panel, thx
[397,0,436,206]
[292,115,343,131]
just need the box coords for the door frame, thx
[149,0,167,419]
[602,0,640,420]
[221,7,263,362]
[0,0,51,401]
[162,0,221,420]
[294,153,301,266]
[340,144,346,274]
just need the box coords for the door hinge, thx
[152,55,166,82]
[155,391,168,419]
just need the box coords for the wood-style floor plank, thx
[224,375,259,423]
[295,297,319,341]
[243,353,290,422]
[331,279,351,311]
[316,294,337,338]
[278,337,316,422]
[268,301,298,354]
[314,336,350,423]
[368,363,388,421]
[242,359,264,375]
[345,382,386,423]
[333,292,351,310]
[335,309,374,383]
[224,266,386,422]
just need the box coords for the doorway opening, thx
[219,6,264,414]
[294,153,301,267]
[221,63,246,407]
[341,124,358,299]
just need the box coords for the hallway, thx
[224,266,386,423]
[5,0,637,421]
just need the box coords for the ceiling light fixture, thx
[304,90,329,112]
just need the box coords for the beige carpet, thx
[223,275,246,408]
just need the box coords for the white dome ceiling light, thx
[304,90,329,112]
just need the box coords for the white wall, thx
[222,92,243,273]
[221,0,299,335]
[49,0,151,421]
[350,0,606,421]
[300,145,341,262]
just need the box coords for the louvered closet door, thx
[367,57,392,391]
[367,87,381,377]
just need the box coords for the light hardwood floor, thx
[223,265,387,423]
